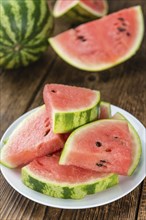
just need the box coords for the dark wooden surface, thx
[0,0,146,219]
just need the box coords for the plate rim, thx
[0,105,146,209]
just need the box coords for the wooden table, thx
[0,0,146,219]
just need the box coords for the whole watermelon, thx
[0,0,53,69]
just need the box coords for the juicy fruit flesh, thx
[81,0,105,12]
[27,155,110,184]
[60,120,133,175]
[54,0,106,14]
[43,84,99,111]
[1,107,64,167]
[50,6,143,69]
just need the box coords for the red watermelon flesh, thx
[28,154,111,184]
[1,106,65,168]
[81,0,106,13]
[54,0,107,15]
[43,84,99,111]
[98,101,111,119]
[49,6,144,71]
[60,119,134,175]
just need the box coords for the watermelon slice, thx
[112,112,142,175]
[43,84,100,133]
[0,106,65,168]
[53,0,108,23]
[98,101,111,119]
[59,119,142,175]
[22,154,118,199]
[49,6,144,71]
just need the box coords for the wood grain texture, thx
[0,0,146,220]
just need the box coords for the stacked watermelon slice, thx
[0,84,142,199]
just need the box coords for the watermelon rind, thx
[49,6,144,72]
[52,90,100,133]
[112,112,142,176]
[53,0,108,23]
[0,0,54,69]
[22,166,118,199]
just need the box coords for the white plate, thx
[0,105,146,209]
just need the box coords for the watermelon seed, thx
[117,27,126,32]
[51,90,56,93]
[77,36,87,42]
[105,149,111,152]
[44,129,50,136]
[96,141,102,147]
[96,163,103,167]
[100,160,106,163]
[118,17,124,21]
[114,136,118,139]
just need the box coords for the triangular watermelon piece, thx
[49,6,144,71]
[0,106,65,168]
[59,119,142,176]
[22,154,118,199]
[43,84,100,133]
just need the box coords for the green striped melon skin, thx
[22,162,118,199]
[53,0,108,23]
[53,103,99,133]
[0,0,53,69]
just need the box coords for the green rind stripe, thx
[19,0,27,40]
[9,0,22,41]
[0,53,15,69]
[23,0,36,40]
[1,1,18,43]
[0,24,14,46]
[53,103,99,133]
[22,168,118,199]
[20,50,39,66]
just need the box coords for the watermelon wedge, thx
[43,84,100,133]
[53,0,108,23]
[112,112,142,175]
[22,154,118,199]
[98,101,111,119]
[49,6,144,71]
[0,106,65,168]
[59,119,142,176]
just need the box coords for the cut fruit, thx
[49,6,144,71]
[112,112,142,175]
[0,106,65,168]
[59,119,142,175]
[43,84,100,133]
[22,154,118,199]
[53,0,108,23]
[98,101,111,119]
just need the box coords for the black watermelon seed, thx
[117,27,126,32]
[106,149,111,152]
[96,163,103,167]
[100,160,106,163]
[51,90,56,93]
[77,35,86,42]
[118,17,124,21]
[96,141,102,147]
[44,129,50,136]
[114,136,118,139]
